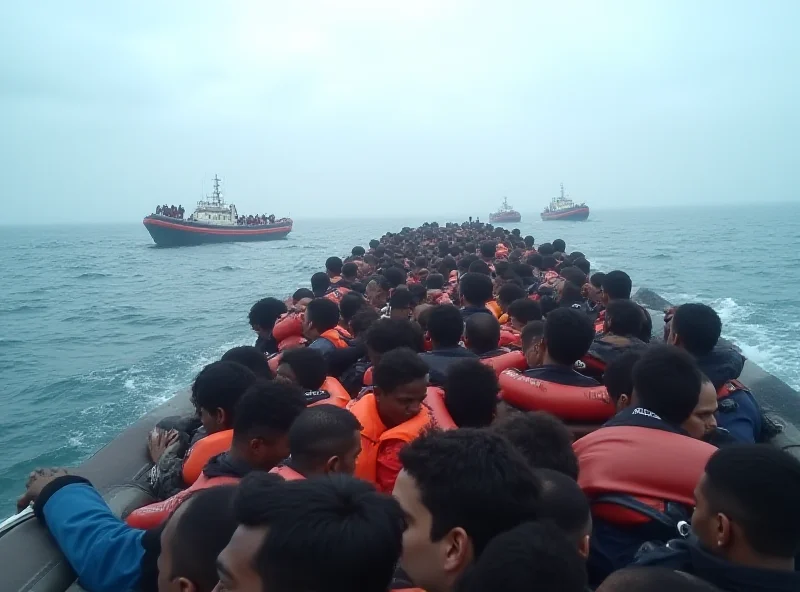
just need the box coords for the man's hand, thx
[147,429,180,463]
[16,467,69,512]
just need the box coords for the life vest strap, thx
[592,493,688,532]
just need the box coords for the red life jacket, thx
[594,310,606,335]
[273,312,303,342]
[499,328,521,348]
[481,350,527,376]
[575,425,716,526]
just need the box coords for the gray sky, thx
[2,1,798,224]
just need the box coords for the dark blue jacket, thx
[523,364,601,387]
[635,538,800,592]
[460,305,493,322]
[419,347,478,385]
[33,476,159,592]
[695,345,763,443]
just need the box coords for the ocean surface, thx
[1,205,799,511]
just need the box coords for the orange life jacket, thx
[486,300,502,318]
[277,335,307,351]
[498,313,509,325]
[499,369,616,423]
[575,426,716,526]
[424,387,456,429]
[126,473,239,530]
[273,312,303,342]
[347,393,431,483]
[269,464,306,481]
[324,286,350,304]
[315,377,351,408]
[182,430,233,486]
[481,350,527,376]
[320,328,349,349]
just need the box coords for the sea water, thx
[1,205,799,510]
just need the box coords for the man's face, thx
[334,431,363,475]
[213,525,267,592]
[375,377,428,428]
[691,474,727,554]
[683,381,718,439]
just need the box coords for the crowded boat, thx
[15,220,800,592]
[155,204,185,219]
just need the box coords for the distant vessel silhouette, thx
[541,184,589,221]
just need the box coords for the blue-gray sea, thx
[2,205,799,510]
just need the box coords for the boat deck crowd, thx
[18,221,800,592]
[155,204,184,218]
[237,213,277,225]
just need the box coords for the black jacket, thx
[523,364,600,387]
[419,347,478,385]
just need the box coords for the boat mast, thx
[560,183,565,200]
[211,174,222,206]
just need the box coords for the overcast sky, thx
[2,1,798,224]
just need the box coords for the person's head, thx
[669,303,722,355]
[454,521,587,592]
[426,273,445,290]
[597,567,725,592]
[479,241,496,259]
[684,375,718,439]
[459,273,494,307]
[310,272,331,297]
[302,298,340,341]
[692,444,800,570]
[221,346,273,379]
[220,473,404,592]
[369,239,380,250]
[351,245,366,258]
[365,318,423,365]
[602,350,642,412]
[541,255,557,271]
[339,291,366,327]
[601,270,632,304]
[526,253,543,270]
[559,267,586,289]
[427,304,465,348]
[276,347,327,391]
[366,275,391,309]
[394,429,540,592]
[158,486,239,592]
[389,287,414,320]
[443,359,499,427]
[573,257,590,276]
[341,261,359,282]
[534,468,592,558]
[191,361,258,434]
[287,406,363,476]
[631,344,702,428]
[231,381,307,471]
[464,314,501,355]
[604,299,645,337]
[468,259,491,276]
[248,297,288,337]
[291,288,314,305]
[493,411,579,480]
[524,235,535,248]
[383,266,407,289]
[542,307,594,366]
[373,347,429,428]
[507,298,542,331]
[496,283,526,312]
[349,306,379,338]
[538,242,554,256]
[587,272,605,304]
[552,238,566,253]
[325,256,343,278]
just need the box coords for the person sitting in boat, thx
[327,301,376,379]
[496,282,527,324]
[667,303,765,444]
[268,405,363,481]
[419,304,478,385]
[458,272,495,321]
[126,380,306,530]
[535,467,594,561]
[601,350,643,414]
[585,271,606,314]
[303,298,348,355]
[249,296,288,355]
[575,345,718,584]
[507,297,543,332]
[366,274,392,310]
[598,270,653,342]
[348,347,430,493]
[634,444,800,592]
[177,204,184,219]
[582,299,649,381]
[326,256,344,286]
[387,287,413,320]
[464,312,507,358]
[428,358,499,429]
[310,271,332,298]
[339,261,359,288]
[155,205,162,215]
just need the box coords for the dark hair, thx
[589,272,605,289]
[455,521,587,592]
[599,567,724,592]
[292,288,315,303]
[602,270,632,300]
[325,256,343,275]
[497,283,526,308]
[365,318,423,353]
[389,287,413,309]
[280,347,327,391]
[479,241,497,258]
[507,299,542,325]
[573,257,591,275]
[170,486,239,592]
[632,344,702,426]
[464,313,501,354]
[558,282,584,307]
[605,299,645,337]
[311,272,331,296]
[233,473,404,592]
[443,359,499,427]
[249,297,288,329]
[383,266,407,289]
[602,350,642,402]
[672,303,722,355]
[534,468,591,540]
[458,254,478,273]
[339,292,366,324]
[373,347,429,393]
[288,406,362,470]
[192,361,257,420]
[459,272,494,306]
[541,255,557,271]
[369,239,380,249]
[468,259,492,275]
[524,235,535,248]
[368,274,392,293]
[407,283,428,306]
[425,273,445,290]
[350,307,380,337]
[349,281,366,295]
[341,262,359,280]
[305,298,340,333]
[538,243,554,256]
[399,429,540,556]
[221,346,273,379]
[544,307,594,365]
[703,444,800,558]
[527,253,543,269]
[560,266,586,288]
[552,239,566,253]
[521,320,545,351]
[427,304,465,347]
[351,246,366,257]
[493,411,579,480]
[232,381,307,444]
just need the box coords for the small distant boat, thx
[489,197,522,224]
[143,175,292,247]
[541,184,590,221]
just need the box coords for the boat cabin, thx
[187,175,238,226]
